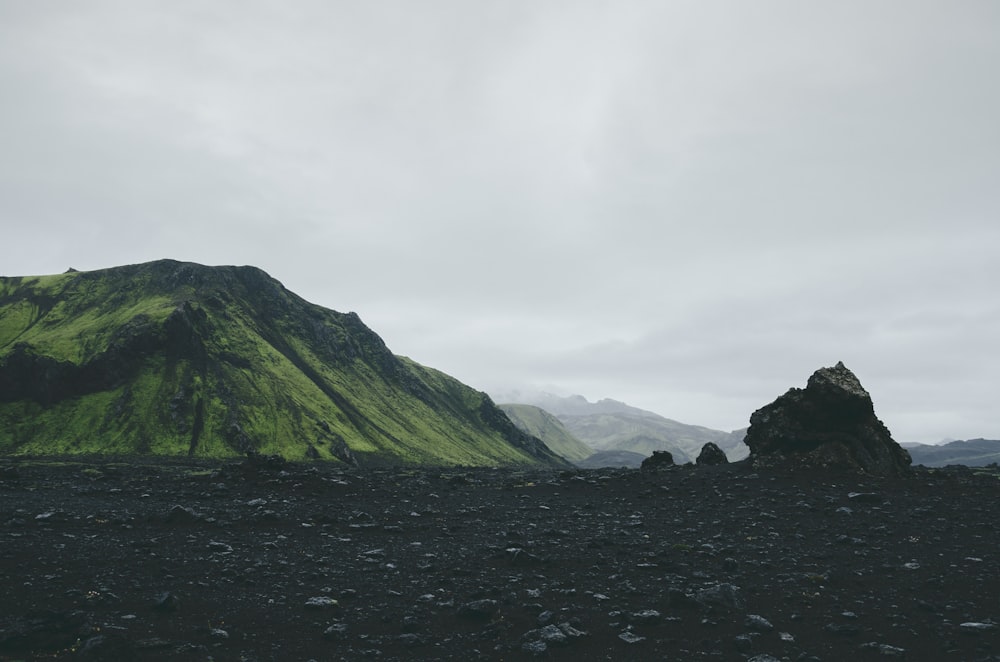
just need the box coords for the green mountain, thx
[0,260,567,467]
[498,403,594,462]
[494,392,749,464]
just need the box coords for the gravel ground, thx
[1,457,998,661]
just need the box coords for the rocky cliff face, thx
[744,362,911,476]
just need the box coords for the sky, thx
[1,2,998,444]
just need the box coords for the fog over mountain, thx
[1,2,997,444]
[496,391,749,464]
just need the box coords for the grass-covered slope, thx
[498,403,594,462]
[0,260,566,467]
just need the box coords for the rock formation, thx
[744,362,911,476]
[640,450,675,471]
[696,442,728,465]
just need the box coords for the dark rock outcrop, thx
[744,362,911,476]
[696,442,728,466]
[640,450,675,471]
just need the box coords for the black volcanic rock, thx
[744,362,911,476]
[696,442,728,466]
[640,450,674,471]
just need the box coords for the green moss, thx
[0,299,40,348]
[0,261,564,467]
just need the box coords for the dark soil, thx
[1,457,998,661]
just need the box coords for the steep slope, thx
[498,404,593,462]
[903,439,1000,467]
[0,260,566,467]
[495,392,749,463]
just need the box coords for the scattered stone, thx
[860,642,906,656]
[396,633,423,646]
[1,455,998,661]
[76,633,135,658]
[695,583,744,612]
[164,505,204,523]
[618,630,645,644]
[746,614,774,632]
[535,624,569,646]
[304,597,339,610]
[506,547,542,565]
[152,591,180,612]
[457,599,498,621]
[558,622,587,638]
[522,640,547,655]
[323,623,349,641]
[630,609,662,625]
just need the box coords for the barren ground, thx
[1,457,998,661]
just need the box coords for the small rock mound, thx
[640,450,675,471]
[744,362,911,476]
[696,442,728,466]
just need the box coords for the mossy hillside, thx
[0,260,565,467]
[0,271,180,364]
[498,403,595,462]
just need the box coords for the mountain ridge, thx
[902,438,1000,467]
[0,259,567,467]
[497,403,594,462]
[495,391,749,463]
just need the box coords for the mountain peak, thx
[0,260,566,468]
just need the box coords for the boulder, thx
[696,442,728,466]
[744,362,911,476]
[640,450,675,471]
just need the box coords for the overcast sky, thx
[2,2,998,444]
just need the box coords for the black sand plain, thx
[1,457,998,661]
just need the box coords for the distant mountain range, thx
[902,439,1000,467]
[494,391,749,465]
[573,449,648,469]
[497,404,594,463]
[0,260,566,468]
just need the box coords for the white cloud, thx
[1,1,998,444]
